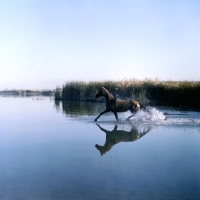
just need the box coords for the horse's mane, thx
[102,87,115,100]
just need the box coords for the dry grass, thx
[55,79,200,110]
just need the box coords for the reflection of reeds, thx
[56,79,200,110]
[61,100,104,117]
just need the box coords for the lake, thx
[0,96,200,200]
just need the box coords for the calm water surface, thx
[0,96,200,200]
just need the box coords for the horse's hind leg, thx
[127,114,134,120]
[127,107,139,120]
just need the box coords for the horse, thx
[94,87,141,121]
[95,124,151,155]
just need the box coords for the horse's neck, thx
[105,91,115,101]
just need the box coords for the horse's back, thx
[115,99,133,112]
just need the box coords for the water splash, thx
[125,106,200,126]
[128,106,166,122]
[77,105,200,127]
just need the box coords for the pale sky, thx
[0,0,200,90]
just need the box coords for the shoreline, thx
[55,80,200,111]
[0,90,54,97]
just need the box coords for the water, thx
[0,96,200,200]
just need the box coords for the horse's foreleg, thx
[113,111,118,121]
[94,109,109,121]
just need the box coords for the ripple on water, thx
[128,107,200,125]
[126,106,200,126]
[77,106,200,127]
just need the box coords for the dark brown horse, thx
[95,124,151,156]
[94,87,141,121]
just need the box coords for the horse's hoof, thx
[94,119,97,122]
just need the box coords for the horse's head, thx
[95,144,108,156]
[96,87,107,98]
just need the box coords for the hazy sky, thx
[1,0,200,90]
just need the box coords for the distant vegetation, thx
[55,79,200,110]
[0,89,54,96]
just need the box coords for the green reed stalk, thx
[56,79,200,110]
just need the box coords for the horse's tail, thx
[139,102,151,115]
[139,102,146,110]
[139,102,167,120]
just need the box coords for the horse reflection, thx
[95,124,151,156]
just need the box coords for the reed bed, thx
[55,79,200,110]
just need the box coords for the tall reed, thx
[56,79,200,110]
